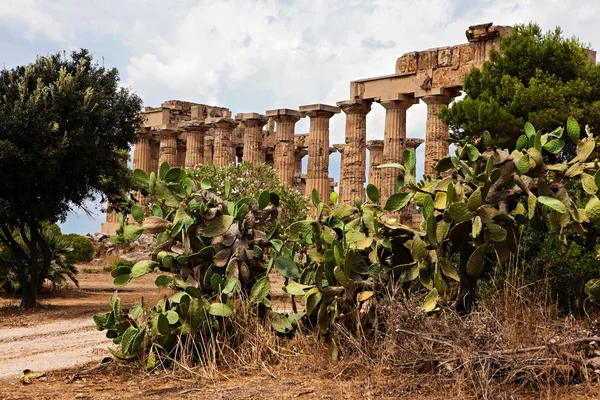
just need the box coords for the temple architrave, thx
[102,23,530,234]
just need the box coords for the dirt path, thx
[0,265,163,380]
[0,317,108,379]
[0,265,294,381]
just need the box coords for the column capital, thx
[240,113,268,128]
[179,120,210,132]
[336,99,372,115]
[418,88,461,105]
[136,128,153,140]
[299,103,340,118]
[332,143,345,154]
[378,93,419,110]
[405,138,425,150]
[266,108,303,124]
[366,139,384,150]
[208,117,237,130]
[153,125,180,138]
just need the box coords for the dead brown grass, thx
[332,284,600,399]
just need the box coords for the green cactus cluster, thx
[95,162,285,367]
[382,116,600,313]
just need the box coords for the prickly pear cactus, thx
[95,162,282,366]
[274,188,416,358]
[384,117,600,314]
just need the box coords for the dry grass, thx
[128,285,600,399]
[332,284,600,399]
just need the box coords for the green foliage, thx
[0,49,143,307]
[96,162,289,363]
[441,23,600,152]
[518,223,600,310]
[62,234,94,263]
[398,117,600,314]
[0,225,79,293]
[188,162,309,227]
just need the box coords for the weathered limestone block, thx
[466,22,511,43]
[299,104,340,202]
[366,140,384,196]
[240,113,268,164]
[266,109,303,188]
[378,94,418,203]
[421,90,459,176]
[396,52,417,74]
[337,99,372,204]
[209,118,237,167]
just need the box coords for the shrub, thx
[189,162,309,227]
[63,234,95,263]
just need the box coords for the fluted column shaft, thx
[184,128,207,169]
[158,130,179,167]
[337,100,371,204]
[305,112,334,201]
[422,95,454,176]
[133,132,153,174]
[367,140,384,196]
[211,119,237,167]
[241,115,267,164]
[271,114,301,188]
[380,100,414,202]
[133,132,153,205]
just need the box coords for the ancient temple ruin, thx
[102,23,515,234]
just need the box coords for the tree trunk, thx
[19,278,37,309]
[31,221,51,292]
[456,247,478,315]
[0,224,37,308]
[18,221,41,309]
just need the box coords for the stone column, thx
[132,130,153,205]
[150,140,160,175]
[133,129,153,174]
[337,100,371,204]
[210,117,237,167]
[157,125,179,167]
[299,104,340,201]
[379,94,418,202]
[176,141,186,168]
[204,135,214,164]
[241,113,268,164]
[422,92,457,176]
[182,123,208,169]
[266,109,303,188]
[367,140,384,192]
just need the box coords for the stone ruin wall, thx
[102,23,564,233]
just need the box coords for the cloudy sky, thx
[1,0,599,234]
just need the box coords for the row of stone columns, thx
[132,92,456,207]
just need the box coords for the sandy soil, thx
[0,265,292,381]
[0,265,163,380]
